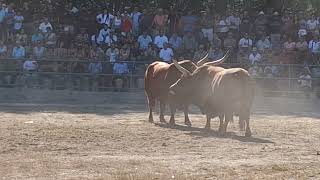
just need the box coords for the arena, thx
[0,90,319,179]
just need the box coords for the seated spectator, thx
[193,44,207,62]
[254,11,268,36]
[0,41,7,57]
[306,14,319,33]
[130,42,143,61]
[121,33,135,46]
[223,32,236,50]
[98,25,111,44]
[75,28,89,48]
[196,31,210,48]
[23,58,38,72]
[44,28,57,48]
[33,42,45,59]
[182,31,197,58]
[113,59,129,91]
[143,44,157,61]
[208,46,223,61]
[256,35,271,52]
[131,7,142,35]
[16,29,28,44]
[159,43,173,63]
[154,31,168,49]
[96,9,114,27]
[138,31,152,50]
[31,29,44,44]
[215,15,229,39]
[248,47,262,64]
[12,42,26,59]
[106,44,120,62]
[212,33,222,48]
[248,62,263,77]
[239,11,252,35]
[238,33,253,54]
[13,11,24,34]
[104,30,118,47]
[88,61,103,74]
[91,32,101,46]
[226,11,241,33]
[169,33,183,53]
[119,44,130,61]
[39,17,53,33]
[298,68,312,97]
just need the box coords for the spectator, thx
[119,44,130,61]
[112,59,129,91]
[169,33,183,53]
[308,35,320,64]
[216,15,229,39]
[39,17,53,33]
[212,33,222,48]
[256,35,271,52]
[131,7,142,35]
[88,61,103,74]
[138,31,152,50]
[104,30,118,47]
[15,29,28,44]
[31,29,44,44]
[12,42,25,59]
[22,56,39,88]
[223,32,236,50]
[139,9,154,33]
[238,33,253,53]
[298,68,312,97]
[23,58,38,72]
[159,43,173,63]
[296,37,308,63]
[248,62,263,77]
[33,42,45,59]
[154,31,168,49]
[200,11,214,42]
[152,8,168,33]
[13,11,24,34]
[180,11,198,34]
[44,28,56,56]
[193,44,206,62]
[0,40,7,57]
[120,13,133,35]
[208,46,224,61]
[0,5,6,40]
[248,47,262,64]
[106,44,120,62]
[75,28,89,48]
[239,11,252,35]
[143,44,157,61]
[113,12,122,30]
[226,11,241,33]
[182,31,197,57]
[269,11,282,49]
[96,9,114,27]
[98,25,111,45]
[4,4,15,40]
[254,11,268,36]
[306,14,319,33]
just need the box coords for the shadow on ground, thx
[155,123,274,144]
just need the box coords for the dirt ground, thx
[0,96,319,180]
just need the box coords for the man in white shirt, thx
[104,31,118,46]
[159,43,173,63]
[106,44,120,62]
[39,17,53,33]
[248,47,262,64]
[98,25,111,44]
[154,31,168,49]
[239,33,253,53]
[96,9,114,27]
[13,11,24,32]
[308,36,320,54]
[138,31,152,50]
[131,7,142,35]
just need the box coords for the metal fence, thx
[0,58,319,96]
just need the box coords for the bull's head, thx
[169,51,230,104]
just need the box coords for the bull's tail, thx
[144,65,156,109]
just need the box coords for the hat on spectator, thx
[258,11,264,15]
[273,11,279,16]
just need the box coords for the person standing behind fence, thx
[12,42,25,59]
[22,55,38,88]
[308,35,320,64]
[88,59,102,91]
[298,68,312,98]
[159,43,173,63]
[112,59,129,92]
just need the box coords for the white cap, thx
[259,11,264,15]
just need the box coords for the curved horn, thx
[196,53,209,66]
[173,60,192,76]
[203,50,230,66]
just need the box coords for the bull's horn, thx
[196,53,209,66]
[173,60,192,76]
[203,50,230,66]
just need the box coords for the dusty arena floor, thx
[0,95,320,179]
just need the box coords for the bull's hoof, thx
[204,125,211,130]
[245,131,252,137]
[148,118,154,123]
[160,116,166,123]
[185,120,192,127]
[169,119,175,126]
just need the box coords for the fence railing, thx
[0,58,319,95]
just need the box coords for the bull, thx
[169,54,255,137]
[144,54,223,125]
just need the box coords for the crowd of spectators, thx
[0,0,319,92]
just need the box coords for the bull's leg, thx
[240,108,251,137]
[147,96,155,123]
[159,101,166,123]
[222,113,232,134]
[169,104,176,126]
[205,114,211,129]
[218,114,225,132]
[184,105,192,127]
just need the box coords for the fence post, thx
[288,64,292,91]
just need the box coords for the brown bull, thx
[144,54,223,125]
[169,56,255,137]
